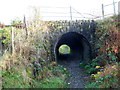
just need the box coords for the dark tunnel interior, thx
[55,32,91,64]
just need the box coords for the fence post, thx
[0,61,2,90]
[10,26,14,54]
[102,4,104,19]
[0,36,2,56]
[113,0,116,15]
[0,29,3,90]
[0,40,2,56]
[24,16,28,39]
[0,29,3,56]
[70,6,72,20]
[118,1,120,15]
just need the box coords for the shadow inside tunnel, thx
[54,32,91,65]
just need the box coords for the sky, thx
[0,0,120,24]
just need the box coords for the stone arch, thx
[54,31,91,63]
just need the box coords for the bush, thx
[85,63,120,88]
[2,71,30,88]
[84,15,120,88]
[34,77,67,88]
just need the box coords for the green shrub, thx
[34,77,67,88]
[85,63,120,88]
[2,71,30,88]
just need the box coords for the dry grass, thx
[0,18,50,84]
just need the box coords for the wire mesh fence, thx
[101,0,119,19]
[38,1,119,21]
[39,6,100,20]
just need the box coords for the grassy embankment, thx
[80,15,120,88]
[0,18,68,88]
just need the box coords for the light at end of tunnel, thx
[59,44,71,54]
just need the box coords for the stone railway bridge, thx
[0,20,96,64]
[48,20,96,63]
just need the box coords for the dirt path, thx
[60,57,90,88]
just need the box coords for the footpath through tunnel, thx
[54,32,91,64]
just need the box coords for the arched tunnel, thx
[54,32,91,64]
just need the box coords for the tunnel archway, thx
[54,32,91,64]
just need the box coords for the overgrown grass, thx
[85,62,120,88]
[0,52,67,88]
[2,71,30,88]
[0,56,3,60]
[2,63,67,88]
[0,9,68,88]
[33,77,67,88]
[80,15,120,88]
